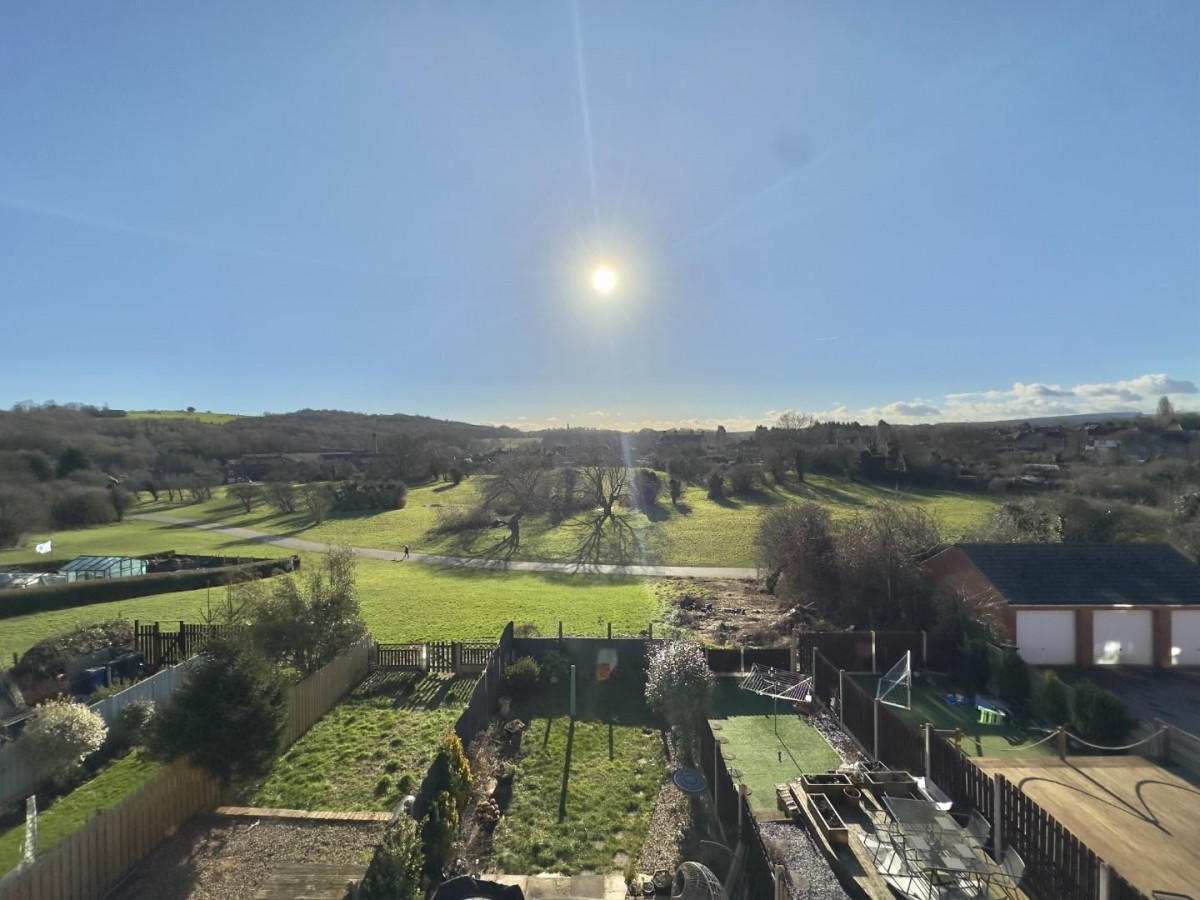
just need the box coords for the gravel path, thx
[108,814,383,900]
[760,822,851,900]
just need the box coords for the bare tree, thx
[228,483,263,514]
[1158,395,1176,426]
[483,454,551,515]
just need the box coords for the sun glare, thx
[591,265,618,294]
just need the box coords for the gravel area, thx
[810,709,864,765]
[108,814,384,900]
[634,777,691,875]
[760,822,851,900]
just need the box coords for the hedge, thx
[0,558,298,619]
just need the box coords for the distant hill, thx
[950,411,1142,428]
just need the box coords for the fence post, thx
[873,698,881,762]
[921,630,928,667]
[558,621,563,641]
[607,623,612,640]
[738,782,745,830]
[452,642,462,674]
[837,670,845,723]
[790,637,797,673]
[1057,726,1067,761]
[1098,860,1111,900]
[713,739,720,812]
[1157,719,1171,762]
[871,630,877,673]
[648,622,653,641]
[774,864,787,900]
[924,723,932,779]
[739,646,745,674]
[992,774,1004,862]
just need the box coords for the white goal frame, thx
[876,650,912,710]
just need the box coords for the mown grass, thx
[0,752,162,875]
[492,679,665,875]
[249,672,473,811]
[131,473,996,568]
[0,516,661,662]
[850,675,1058,758]
[708,678,840,810]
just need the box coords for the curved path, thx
[132,513,758,579]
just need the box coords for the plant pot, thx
[498,696,512,717]
[842,786,862,810]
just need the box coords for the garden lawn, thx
[851,676,1058,759]
[250,672,473,811]
[0,752,162,875]
[492,680,666,875]
[1,517,661,661]
[709,678,841,810]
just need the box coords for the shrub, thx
[706,472,724,500]
[148,637,287,785]
[504,656,540,697]
[995,650,1030,704]
[1070,679,1132,746]
[961,638,991,695]
[668,477,683,505]
[50,487,118,528]
[727,464,757,496]
[538,649,571,684]
[360,815,424,900]
[1036,670,1070,725]
[436,731,473,816]
[634,469,661,507]
[645,641,714,764]
[422,790,458,875]
[21,700,108,786]
[109,699,156,751]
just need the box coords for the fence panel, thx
[812,650,840,707]
[281,637,372,747]
[427,641,454,673]
[840,674,874,753]
[742,647,790,672]
[874,632,922,673]
[876,705,923,774]
[459,642,497,669]
[1000,778,1098,900]
[795,632,872,672]
[705,648,742,673]
[373,643,425,669]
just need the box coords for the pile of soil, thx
[656,578,827,646]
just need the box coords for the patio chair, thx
[984,847,1026,900]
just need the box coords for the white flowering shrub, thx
[645,641,714,762]
[21,699,108,784]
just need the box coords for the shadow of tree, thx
[563,512,641,567]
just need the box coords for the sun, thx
[591,265,618,295]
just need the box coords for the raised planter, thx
[865,770,917,795]
[800,772,854,796]
[807,792,849,845]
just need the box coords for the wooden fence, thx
[698,720,776,900]
[0,658,200,809]
[133,621,245,671]
[371,640,500,674]
[0,637,372,900]
[372,643,425,669]
[809,648,1151,900]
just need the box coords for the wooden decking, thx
[252,863,370,899]
[973,755,1200,897]
[216,805,393,822]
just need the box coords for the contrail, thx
[571,0,601,232]
[0,193,387,274]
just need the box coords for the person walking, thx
[403,545,410,560]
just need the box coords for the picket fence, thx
[0,637,371,900]
[0,660,199,809]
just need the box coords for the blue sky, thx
[2,2,1197,430]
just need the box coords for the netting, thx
[740,663,812,703]
[876,650,911,710]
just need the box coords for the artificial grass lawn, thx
[709,678,841,811]
[1,517,661,662]
[126,473,997,569]
[850,675,1058,759]
[0,751,162,875]
[250,672,473,811]
[492,679,666,875]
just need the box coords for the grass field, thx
[709,678,840,810]
[128,472,995,568]
[0,752,162,874]
[249,672,473,811]
[0,517,661,662]
[492,678,665,875]
[852,675,1058,758]
[125,410,245,424]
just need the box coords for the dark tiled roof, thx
[954,543,1200,607]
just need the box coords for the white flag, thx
[35,541,52,554]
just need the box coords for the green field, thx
[708,678,841,810]
[492,678,665,875]
[128,472,995,568]
[0,752,162,874]
[125,410,245,424]
[0,517,660,662]
[852,675,1058,759]
[250,672,473,811]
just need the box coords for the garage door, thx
[1172,611,1200,666]
[1016,610,1076,665]
[1093,610,1153,665]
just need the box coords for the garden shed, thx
[60,555,148,582]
